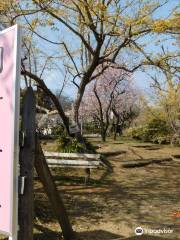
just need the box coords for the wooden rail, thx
[44,152,102,168]
[44,151,103,182]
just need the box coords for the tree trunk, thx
[74,92,84,127]
[114,128,117,140]
[102,133,106,142]
[114,116,120,140]
[73,43,102,126]
[21,70,71,136]
[101,128,107,142]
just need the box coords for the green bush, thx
[83,122,101,135]
[126,118,172,144]
[54,125,65,136]
[127,126,149,141]
[56,133,97,153]
[57,135,86,153]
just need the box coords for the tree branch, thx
[21,69,70,135]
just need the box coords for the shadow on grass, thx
[127,236,177,240]
[35,169,112,186]
[87,235,179,240]
[131,145,162,151]
[102,150,127,157]
[172,154,180,159]
[34,225,123,240]
[34,226,125,240]
[78,229,123,240]
[113,142,124,145]
[145,147,161,151]
[52,174,110,186]
[34,225,178,240]
[35,198,57,223]
[34,224,62,240]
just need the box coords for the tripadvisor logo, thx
[135,226,174,236]
[135,227,144,235]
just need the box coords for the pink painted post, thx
[0,25,21,239]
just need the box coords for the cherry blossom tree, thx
[111,86,139,140]
[80,68,139,141]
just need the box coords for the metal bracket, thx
[19,131,26,147]
[18,176,26,195]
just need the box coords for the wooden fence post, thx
[35,139,75,240]
[17,87,74,240]
[18,87,36,240]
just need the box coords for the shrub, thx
[56,133,96,153]
[126,118,172,144]
[57,135,86,153]
[54,125,65,136]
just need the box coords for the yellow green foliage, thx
[0,0,17,12]
[157,78,180,130]
[153,13,180,33]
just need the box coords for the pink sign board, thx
[0,25,21,238]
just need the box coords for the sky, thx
[21,0,180,99]
[133,0,179,94]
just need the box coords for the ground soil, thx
[1,138,180,240]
